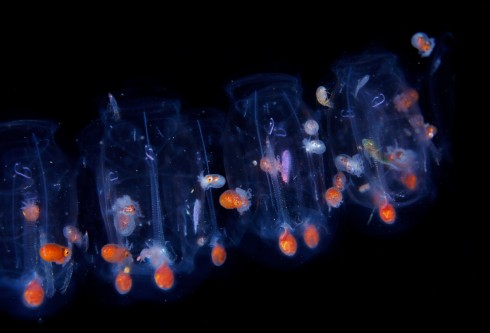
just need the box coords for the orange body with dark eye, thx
[39,243,70,265]
[101,244,131,263]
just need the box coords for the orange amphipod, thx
[39,243,71,265]
[101,244,132,263]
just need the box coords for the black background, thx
[0,7,476,330]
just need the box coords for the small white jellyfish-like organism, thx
[303,119,319,136]
[316,86,333,108]
[112,195,141,215]
[411,32,435,58]
[112,195,141,237]
[197,172,226,190]
[235,188,252,215]
[303,138,326,154]
[334,154,364,177]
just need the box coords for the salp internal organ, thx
[79,94,227,299]
[0,121,84,317]
[223,74,330,262]
[323,52,440,225]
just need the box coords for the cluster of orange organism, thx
[20,200,86,308]
[101,243,134,295]
[324,172,347,211]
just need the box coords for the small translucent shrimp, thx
[137,245,171,269]
[362,139,383,161]
[197,172,226,190]
[411,32,435,58]
[316,86,334,108]
[39,243,71,265]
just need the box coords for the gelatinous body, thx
[326,52,441,224]
[79,95,228,300]
[224,74,330,261]
[0,121,82,317]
